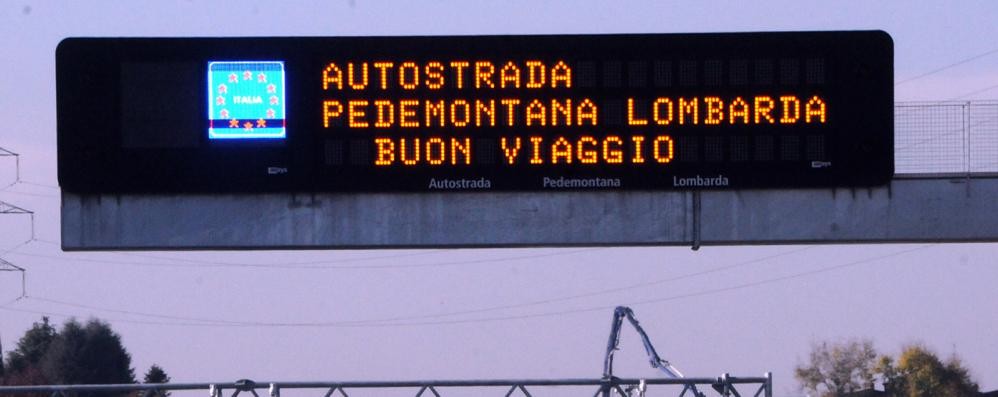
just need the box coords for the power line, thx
[950,82,998,100]
[894,114,998,152]
[6,244,603,270]
[8,250,203,268]
[0,304,225,327]
[0,181,60,196]
[29,238,602,269]
[21,246,812,328]
[34,237,443,267]
[364,244,931,327]
[2,244,928,329]
[0,189,59,199]
[28,297,256,326]
[1,238,36,257]
[896,47,998,86]
[17,180,59,190]
[322,246,815,326]
[115,247,453,267]
[1,295,25,307]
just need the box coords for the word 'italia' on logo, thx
[233,96,264,104]
[428,178,492,189]
[672,175,730,187]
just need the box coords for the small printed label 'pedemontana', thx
[543,177,622,188]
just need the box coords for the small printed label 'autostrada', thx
[673,175,730,187]
[428,178,492,189]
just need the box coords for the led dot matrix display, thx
[207,61,286,139]
[56,31,893,193]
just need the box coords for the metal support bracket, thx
[691,191,702,250]
[504,385,533,397]
[415,386,440,397]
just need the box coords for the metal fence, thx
[0,376,772,397]
[895,100,998,175]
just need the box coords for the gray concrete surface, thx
[61,176,998,250]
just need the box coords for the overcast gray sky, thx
[2,1,998,396]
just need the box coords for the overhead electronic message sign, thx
[56,31,893,193]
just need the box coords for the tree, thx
[4,317,56,378]
[2,317,57,396]
[876,344,978,397]
[794,338,878,397]
[40,318,135,386]
[143,365,171,397]
[143,365,169,384]
[2,317,136,397]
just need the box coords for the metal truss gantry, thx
[0,307,770,397]
[0,375,772,397]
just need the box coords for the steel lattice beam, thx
[0,376,773,397]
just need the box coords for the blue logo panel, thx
[208,61,286,139]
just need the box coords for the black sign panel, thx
[56,31,893,193]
